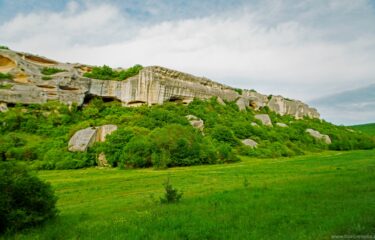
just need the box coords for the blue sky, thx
[0,0,374,124]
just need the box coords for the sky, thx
[0,0,374,125]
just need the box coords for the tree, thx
[0,162,57,233]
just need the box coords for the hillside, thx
[0,97,374,170]
[1,49,375,170]
[351,123,375,136]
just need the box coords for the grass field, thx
[351,123,375,136]
[8,150,375,240]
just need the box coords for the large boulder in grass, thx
[186,115,204,132]
[306,128,331,144]
[68,124,118,152]
[255,114,272,126]
[241,139,258,148]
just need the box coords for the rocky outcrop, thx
[68,127,97,152]
[0,48,320,119]
[96,124,118,142]
[217,97,226,106]
[241,139,258,148]
[255,114,273,126]
[68,124,118,152]
[268,95,320,119]
[186,115,204,132]
[306,129,331,144]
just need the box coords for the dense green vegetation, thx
[7,150,375,239]
[0,72,13,80]
[0,98,373,170]
[351,123,375,136]
[0,162,57,234]
[0,45,9,50]
[40,67,66,76]
[83,64,143,80]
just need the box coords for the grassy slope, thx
[10,150,375,240]
[351,123,375,136]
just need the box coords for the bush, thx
[0,162,57,233]
[0,45,9,50]
[0,73,12,80]
[83,64,143,80]
[234,88,243,95]
[41,67,66,75]
[118,64,143,80]
[210,125,239,146]
[160,178,183,204]
[42,76,52,80]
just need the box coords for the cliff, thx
[0,49,319,119]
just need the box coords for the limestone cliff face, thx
[0,49,319,119]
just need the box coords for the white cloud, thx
[1,0,375,107]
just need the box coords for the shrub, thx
[41,67,66,75]
[234,88,243,95]
[0,162,57,233]
[160,178,183,204]
[210,125,239,146]
[83,65,117,80]
[122,135,153,168]
[0,83,12,89]
[83,64,143,80]
[118,64,143,80]
[42,76,52,80]
[0,73,13,80]
[0,45,9,50]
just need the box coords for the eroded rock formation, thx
[0,48,320,119]
[68,124,118,152]
[306,129,331,144]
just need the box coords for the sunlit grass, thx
[9,150,375,240]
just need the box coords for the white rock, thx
[306,128,331,144]
[276,122,288,128]
[255,114,272,126]
[241,139,258,148]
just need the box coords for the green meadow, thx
[9,149,375,240]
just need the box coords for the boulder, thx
[217,97,226,105]
[186,115,204,132]
[68,124,118,152]
[97,152,109,167]
[96,124,118,142]
[0,102,8,112]
[236,98,247,111]
[241,139,258,148]
[68,127,98,152]
[276,122,288,128]
[306,128,331,144]
[255,114,272,126]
